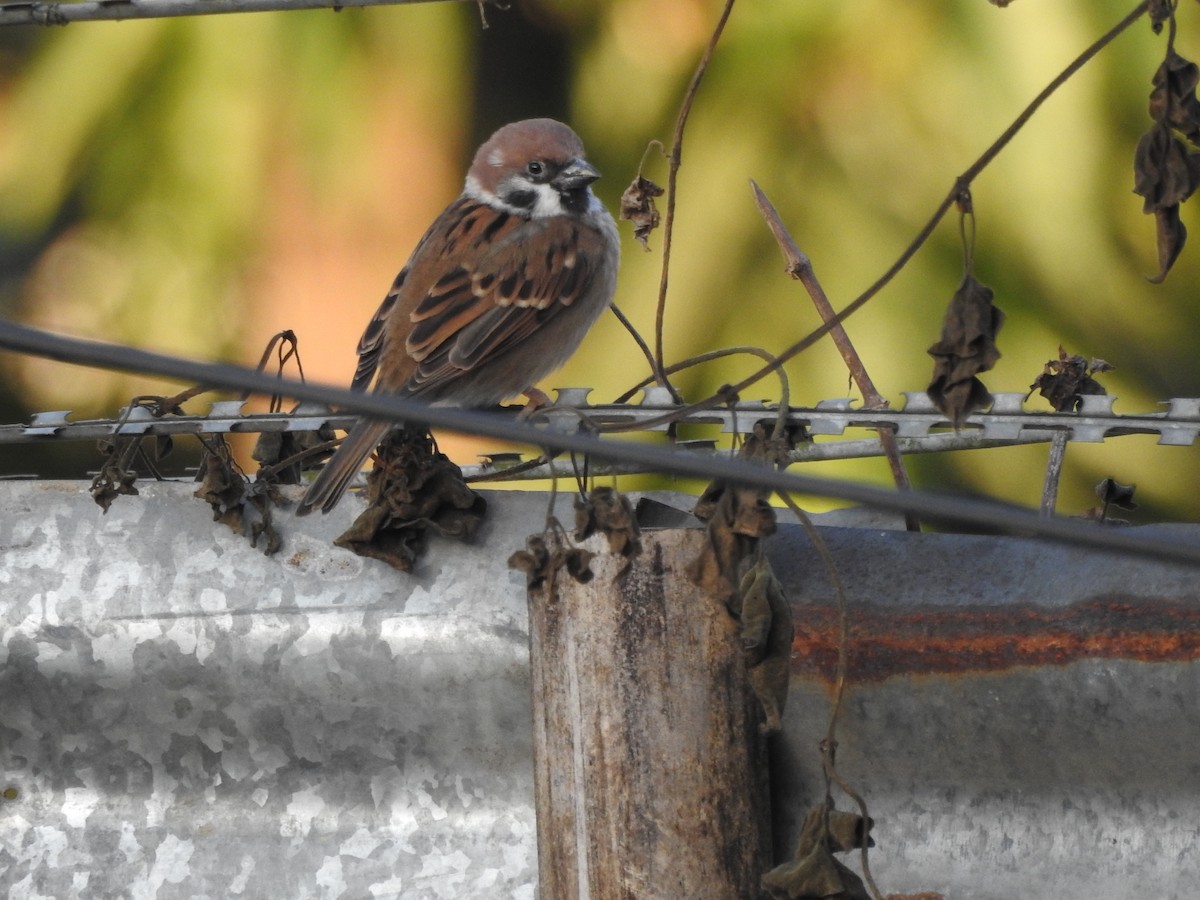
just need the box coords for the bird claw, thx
[518,388,554,420]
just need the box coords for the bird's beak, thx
[553,158,601,191]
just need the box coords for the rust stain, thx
[791,598,1200,683]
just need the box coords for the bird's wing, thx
[350,270,404,392]
[360,198,611,398]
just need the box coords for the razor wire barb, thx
[1,317,1200,567]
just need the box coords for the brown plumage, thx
[296,119,619,515]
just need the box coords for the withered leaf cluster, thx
[763,802,874,899]
[926,274,1005,428]
[334,426,486,572]
[619,175,665,251]
[574,485,642,565]
[90,439,142,512]
[1134,43,1200,282]
[508,533,595,592]
[194,439,284,555]
[689,423,786,608]
[689,422,795,733]
[508,487,643,594]
[90,398,182,512]
[1028,347,1112,412]
[252,420,338,485]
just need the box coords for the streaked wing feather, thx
[402,216,606,397]
[351,271,405,392]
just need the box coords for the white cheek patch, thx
[528,183,566,218]
[463,174,498,205]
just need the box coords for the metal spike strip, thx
[4,391,1200,450]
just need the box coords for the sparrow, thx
[296,118,620,515]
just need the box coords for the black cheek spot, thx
[504,189,537,210]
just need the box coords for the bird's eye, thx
[526,160,544,177]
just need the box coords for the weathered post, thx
[526,528,772,899]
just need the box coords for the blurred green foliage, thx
[0,0,1198,521]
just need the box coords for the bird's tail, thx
[295,418,393,515]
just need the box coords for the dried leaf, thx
[740,554,794,734]
[334,427,487,572]
[1150,50,1200,144]
[762,844,865,899]
[1149,0,1172,34]
[563,548,596,584]
[763,803,874,899]
[508,535,552,588]
[194,448,246,515]
[252,417,338,485]
[1134,51,1200,283]
[1096,476,1138,510]
[1134,122,1200,210]
[574,486,641,565]
[507,533,595,592]
[246,482,285,555]
[1148,203,1189,283]
[1028,347,1110,412]
[926,274,1004,427]
[90,455,139,513]
[619,175,665,251]
[790,803,874,859]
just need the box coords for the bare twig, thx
[0,0,479,26]
[613,345,789,406]
[752,181,920,532]
[653,0,738,404]
[1040,431,1069,516]
[608,303,660,390]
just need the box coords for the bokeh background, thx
[0,0,1198,521]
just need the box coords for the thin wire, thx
[1,317,1199,566]
[0,0,475,27]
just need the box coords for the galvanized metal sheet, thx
[1,483,1198,899]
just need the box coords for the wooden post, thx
[527,529,772,899]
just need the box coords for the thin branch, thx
[1040,431,1069,516]
[608,303,659,389]
[613,345,787,405]
[752,180,920,532]
[3,317,1200,565]
[653,0,737,403]
[0,0,477,26]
